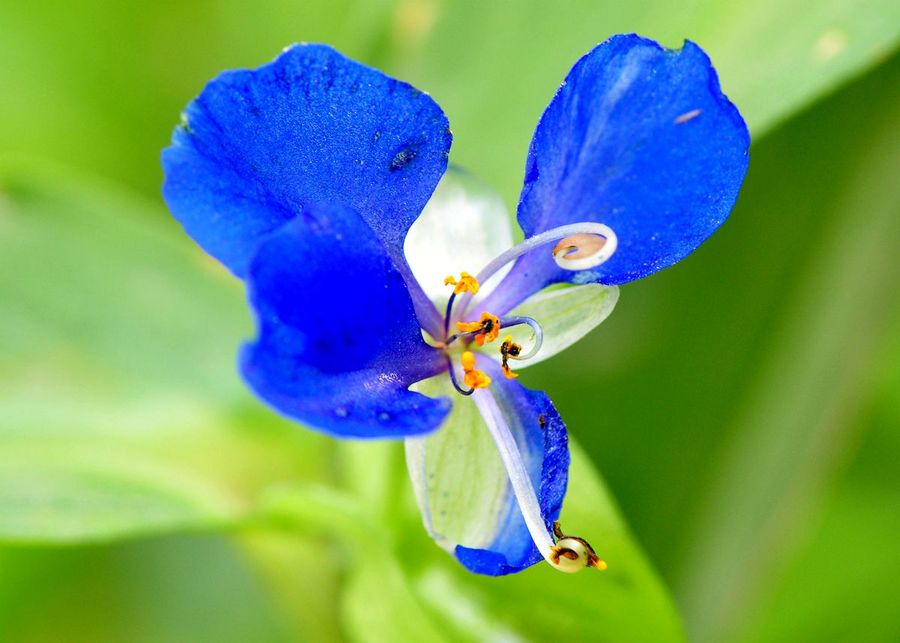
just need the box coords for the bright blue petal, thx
[406,358,568,575]
[162,43,451,280]
[482,35,749,314]
[240,203,451,438]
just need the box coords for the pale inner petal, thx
[404,167,514,309]
[406,374,511,551]
[496,283,619,368]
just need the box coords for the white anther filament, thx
[455,221,618,323]
[469,388,558,564]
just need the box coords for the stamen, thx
[444,273,480,338]
[444,293,457,338]
[455,222,618,321]
[456,312,500,346]
[461,351,491,390]
[444,272,480,295]
[550,521,607,572]
[470,388,603,573]
[446,356,475,396]
[499,335,522,379]
[497,316,543,360]
[552,231,617,271]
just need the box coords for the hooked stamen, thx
[552,231,617,271]
[454,222,618,323]
[550,521,607,572]
[497,316,543,360]
[470,388,604,573]
[444,273,481,339]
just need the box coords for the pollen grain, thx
[500,335,523,379]
[461,351,491,389]
[456,312,500,346]
[444,272,480,295]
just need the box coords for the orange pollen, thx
[444,272,480,295]
[455,312,500,345]
[461,351,491,389]
[500,335,523,379]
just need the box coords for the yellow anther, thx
[456,312,500,346]
[444,272,480,295]
[500,335,523,379]
[550,521,606,573]
[461,351,491,389]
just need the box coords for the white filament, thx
[470,388,556,563]
[457,222,618,321]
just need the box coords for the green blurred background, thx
[1,1,898,641]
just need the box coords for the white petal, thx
[404,167,514,308]
[498,283,619,368]
[406,374,509,552]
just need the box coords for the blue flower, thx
[162,36,749,576]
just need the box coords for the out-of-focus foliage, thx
[1,0,896,201]
[0,0,898,641]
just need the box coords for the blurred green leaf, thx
[237,529,346,642]
[734,445,900,642]
[0,535,299,643]
[0,163,333,543]
[1,0,896,202]
[671,57,900,642]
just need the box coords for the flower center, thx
[431,222,617,574]
[440,221,616,396]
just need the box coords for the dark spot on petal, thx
[390,146,418,171]
[538,414,547,430]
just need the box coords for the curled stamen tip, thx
[552,228,617,271]
[548,521,605,573]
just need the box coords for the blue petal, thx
[240,203,451,438]
[482,35,749,314]
[456,360,569,576]
[162,43,451,279]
